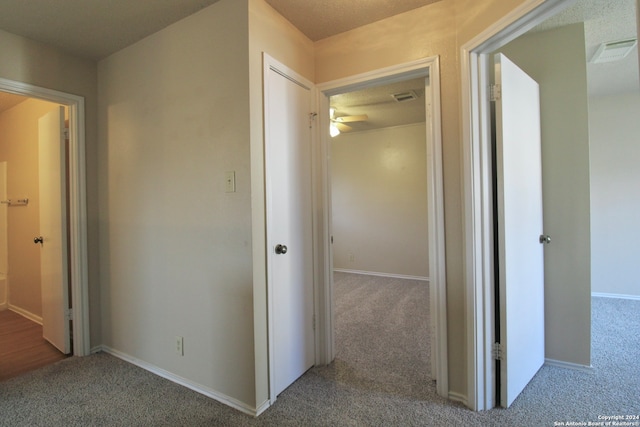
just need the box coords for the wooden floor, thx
[0,309,68,382]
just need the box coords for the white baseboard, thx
[255,399,271,417]
[98,346,258,417]
[334,268,429,282]
[9,304,43,325]
[448,391,468,406]
[545,358,593,372]
[592,292,640,301]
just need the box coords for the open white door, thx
[494,53,545,407]
[264,55,315,397]
[0,162,7,308]
[38,106,70,354]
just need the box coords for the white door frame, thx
[460,0,574,411]
[0,77,90,356]
[316,56,448,397]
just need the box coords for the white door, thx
[494,53,545,407]
[0,162,7,307]
[38,106,70,354]
[264,56,315,396]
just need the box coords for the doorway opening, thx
[316,56,448,398]
[329,77,431,392]
[0,95,72,379]
[0,77,90,363]
[461,0,583,411]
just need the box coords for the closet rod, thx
[0,198,29,206]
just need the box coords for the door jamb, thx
[460,0,574,411]
[315,56,448,398]
[0,77,90,356]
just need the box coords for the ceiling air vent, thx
[391,90,419,102]
[590,38,637,63]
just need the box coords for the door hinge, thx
[66,309,73,321]
[309,112,318,128]
[312,314,316,331]
[63,128,70,139]
[492,342,503,360]
[489,84,501,102]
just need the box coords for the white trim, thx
[9,304,43,325]
[424,56,448,396]
[448,391,468,406]
[592,292,640,301]
[334,268,429,282]
[99,346,257,417]
[0,77,90,357]
[317,56,448,398]
[255,399,271,417]
[318,58,440,96]
[545,358,594,372]
[460,0,576,411]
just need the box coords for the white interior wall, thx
[331,123,429,279]
[98,0,256,410]
[589,92,640,298]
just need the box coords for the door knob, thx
[275,244,288,255]
[34,236,44,245]
[539,235,551,244]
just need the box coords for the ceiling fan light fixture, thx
[330,123,340,137]
[590,38,637,63]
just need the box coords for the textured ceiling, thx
[534,0,639,96]
[332,0,639,134]
[0,0,222,60]
[264,0,443,41]
[330,78,427,133]
[0,0,637,121]
[0,0,441,61]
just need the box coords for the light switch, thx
[225,171,236,193]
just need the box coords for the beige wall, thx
[500,23,592,366]
[94,0,591,407]
[0,99,61,317]
[98,0,317,410]
[0,29,100,344]
[315,0,589,395]
[331,123,429,278]
[590,92,640,298]
[98,0,256,408]
[0,0,586,408]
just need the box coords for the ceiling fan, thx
[329,108,368,136]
